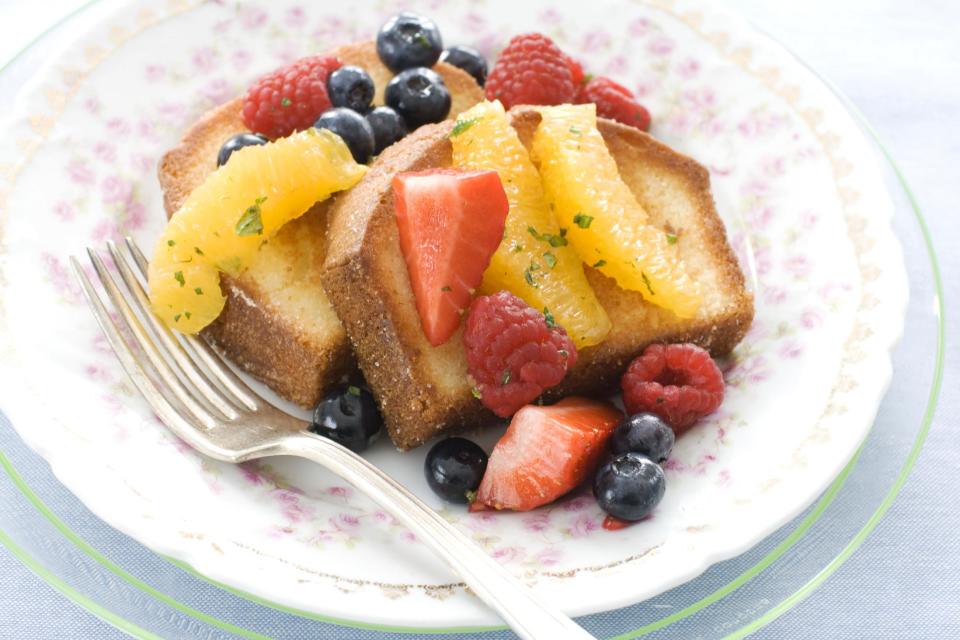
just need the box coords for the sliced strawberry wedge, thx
[471,397,623,512]
[393,168,509,346]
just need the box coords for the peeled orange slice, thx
[449,100,611,348]
[532,104,701,318]
[148,128,366,333]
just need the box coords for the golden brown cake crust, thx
[323,108,754,449]
[323,123,498,448]
[155,41,484,408]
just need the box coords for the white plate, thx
[0,0,907,627]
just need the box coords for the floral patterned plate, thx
[0,0,907,627]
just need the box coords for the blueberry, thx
[376,12,443,73]
[593,453,665,521]
[310,385,382,453]
[440,45,488,86]
[365,106,408,155]
[609,412,675,462]
[217,133,268,166]
[313,108,376,163]
[384,67,451,129]
[424,437,488,503]
[327,65,375,114]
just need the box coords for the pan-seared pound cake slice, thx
[322,107,753,450]
[156,40,485,408]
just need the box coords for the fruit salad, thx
[150,10,735,531]
[450,100,612,348]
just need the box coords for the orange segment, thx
[148,128,366,333]
[532,104,701,318]
[449,100,611,348]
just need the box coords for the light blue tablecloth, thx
[1,1,957,637]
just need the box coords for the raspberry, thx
[241,55,341,139]
[620,343,724,433]
[485,33,576,109]
[464,291,577,417]
[565,54,586,87]
[577,76,652,131]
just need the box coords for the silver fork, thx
[71,238,594,640]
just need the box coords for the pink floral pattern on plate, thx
[0,0,906,627]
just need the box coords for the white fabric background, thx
[0,0,956,637]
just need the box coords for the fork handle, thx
[266,431,595,640]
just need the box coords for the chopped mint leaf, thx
[441,285,452,292]
[592,259,607,268]
[529,260,541,271]
[173,271,185,287]
[464,489,478,503]
[167,239,175,247]
[666,232,679,245]
[194,246,204,256]
[184,311,192,320]
[543,307,556,328]
[471,387,482,400]
[528,225,568,247]
[511,243,524,253]
[235,196,267,237]
[542,251,557,269]
[569,126,582,135]
[558,349,569,358]
[281,97,291,107]
[347,385,361,397]
[501,370,511,385]
[414,33,431,47]
[194,287,203,295]
[173,314,181,322]
[641,271,655,296]
[450,117,478,137]
[573,213,594,229]
[524,268,537,287]
[559,227,568,238]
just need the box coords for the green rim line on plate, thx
[0,432,857,638]
[0,453,277,640]
[0,527,163,640]
[613,444,864,639]
[0,2,945,638]
[725,136,945,639]
[712,37,948,640]
[0,449,501,636]
[161,554,502,634]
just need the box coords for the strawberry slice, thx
[393,168,509,346]
[470,397,623,512]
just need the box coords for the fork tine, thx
[106,240,241,420]
[70,257,217,449]
[124,237,260,412]
[84,248,217,429]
